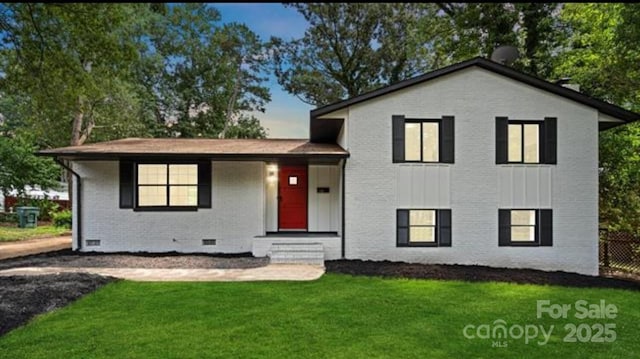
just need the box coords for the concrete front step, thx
[269,242,325,266]
[269,243,324,252]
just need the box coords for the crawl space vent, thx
[86,240,101,246]
[202,239,216,246]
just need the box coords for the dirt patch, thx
[0,273,116,336]
[0,249,269,270]
[326,260,640,291]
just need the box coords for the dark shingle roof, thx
[39,138,348,160]
[310,57,639,129]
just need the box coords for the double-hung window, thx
[397,209,451,247]
[498,209,552,246]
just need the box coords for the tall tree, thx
[273,3,564,107]
[553,3,640,232]
[271,3,443,106]
[0,3,154,148]
[141,4,270,138]
[553,3,639,110]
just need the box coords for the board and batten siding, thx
[308,165,340,232]
[396,164,450,208]
[338,66,598,275]
[498,165,553,208]
[73,160,265,253]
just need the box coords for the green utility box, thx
[16,206,40,228]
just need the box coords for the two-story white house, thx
[41,57,639,275]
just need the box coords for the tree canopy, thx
[0,3,270,149]
[140,4,270,139]
[551,3,640,232]
[272,3,566,107]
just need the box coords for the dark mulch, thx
[0,273,117,336]
[326,259,640,291]
[0,249,269,270]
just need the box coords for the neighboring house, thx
[40,57,639,275]
[1,184,69,212]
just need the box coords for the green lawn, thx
[0,274,638,358]
[0,225,70,242]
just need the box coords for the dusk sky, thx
[216,3,312,139]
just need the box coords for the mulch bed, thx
[326,259,640,291]
[0,249,269,270]
[0,273,117,336]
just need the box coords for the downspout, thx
[341,158,346,259]
[54,159,82,250]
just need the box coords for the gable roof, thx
[39,138,348,161]
[310,57,639,128]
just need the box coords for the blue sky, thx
[215,3,312,138]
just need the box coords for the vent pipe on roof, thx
[555,77,580,92]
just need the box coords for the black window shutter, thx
[198,161,212,208]
[392,115,405,163]
[119,161,134,209]
[498,209,511,246]
[440,116,455,163]
[397,209,409,246]
[544,117,557,164]
[496,117,508,164]
[539,209,553,246]
[437,209,452,247]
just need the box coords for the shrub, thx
[16,197,60,221]
[0,212,19,224]
[52,210,72,228]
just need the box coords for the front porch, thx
[258,160,343,262]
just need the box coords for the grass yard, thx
[0,274,638,358]
[0,225,70,242]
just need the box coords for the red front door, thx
[279,165,307,230]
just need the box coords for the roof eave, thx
[310,57,640,124]
[38,151,350,161]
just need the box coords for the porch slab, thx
[253,236,341,260]
[0,264,325,282]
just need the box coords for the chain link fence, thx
[599,228,640,274]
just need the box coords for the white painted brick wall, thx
[74,161,265,253]
[342,67,599,275]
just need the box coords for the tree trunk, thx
[68,96,84,201]
[66,161,73,207]
[219,62,243,139]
